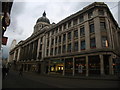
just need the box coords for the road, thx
[2,70,120,88]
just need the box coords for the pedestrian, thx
[2,65,7,79]
[19,67,23,76]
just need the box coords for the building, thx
[9,2,120,76]
[1,1,13,45]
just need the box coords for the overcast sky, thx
[2,0,120,59]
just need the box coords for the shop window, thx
[90,38,96,48]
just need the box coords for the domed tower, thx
[33,11,50,33]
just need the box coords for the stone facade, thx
[9,2,120,76]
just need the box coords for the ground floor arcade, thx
[16,52,120,76]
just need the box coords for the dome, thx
[36,11,50,24]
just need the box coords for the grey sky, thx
[2,0,120,59]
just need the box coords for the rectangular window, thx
[55,47,57,55]
[100,22,106,30]
[59,36,61,43]
[46,49,49,56]
[58,46,61,54]
[62,45,66,53]
[88,11,93,19]
[51,30,54,35]
[63,34,66,43]
[59,26,62,32]
[74,30,78,38]
[98,9,104,15]
[64,23,67,30]
[79,15,84,23]
[90,38,96,48]
[55,37,57,44]
[50,48,53,55]
[102,36,109,47]
[89,24,94,33]
[73,18,77,25]
[51,38,54,45]
[67,43,71,52]
[68,32,71,41]
[81,40,85,50]
[74,41,78,52]
[68,21,71,28]
[47,40,49,47]
[80,26,85,36]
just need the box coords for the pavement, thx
[2,69,120,88]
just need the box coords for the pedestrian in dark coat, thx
[19,67,23,76]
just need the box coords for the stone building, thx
[9,2,120,76]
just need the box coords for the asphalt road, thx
[2,70,120,88]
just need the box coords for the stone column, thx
[86,56,89,76]
[71,31,74,52]
[66,33,68,52]
[78,27,81,52]
[17,47,21,61]
[99,54,104,75]
[63,58,65,76]
[37,38,41,60]
[109,55,114,75]
[73,57,75,76]
[94,17,102,49]
[85,21,90,50]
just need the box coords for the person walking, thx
[19,67,23,76]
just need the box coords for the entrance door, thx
[103,55,109,75]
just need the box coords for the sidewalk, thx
[23,71,120,81]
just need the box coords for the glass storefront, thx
[65,58,73,75]
[88,56,100,75]
[75,57,86,75]
[50,59,64,74]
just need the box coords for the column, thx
[78,27,81,52]
[99,54,104,75]
[17,47,21,61]
[85,22,90,50]
[109,55,114,75]
[94,17,102,49]
[86,56,88,76]
[73,57,75,76]
[37,38,41,61]
[63,58,65,76]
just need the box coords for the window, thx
[88,11,93,19]
[58,46,61,54]
[90,38,96,48]
[51,38,54,45]
[98,9,104,15]
[55,28,58,33]
[63,34,66,43]
[74,41,78,52]
[46,49,49,56]
[80,26,85,36]
[64,23,67,30]
[68,32,71,41]
[55,47,57,55]
[50,48,53,55]
[73,18,77,25]
[89,24,94,33]
[68,21,71,28]
[59,36,61,43]
[67,43,71,52]
[100,22,106,30]
[74,30,78,38]
[81,40,85,50]
[59,26,62,32]
[51,30,54,35]
[47,40,49,47]
[55,37,57,44]
[62,45,66,53]
[79,15,84,23]
[102,36,109,47]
